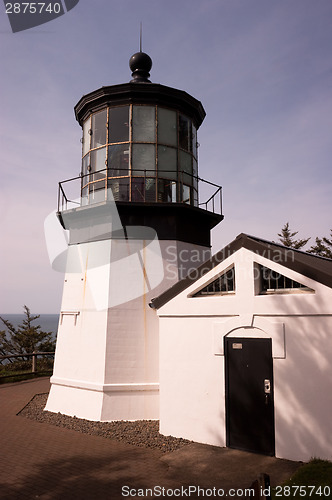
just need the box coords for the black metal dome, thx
[129,52,152,83]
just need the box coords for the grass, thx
[271,459,332,499]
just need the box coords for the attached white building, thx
[151,233,332,462]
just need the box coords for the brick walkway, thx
[0,378,300,499]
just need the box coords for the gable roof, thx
[150,233,332,309]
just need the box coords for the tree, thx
[0,305,55,365]
[307,230,332,258]
[277,222,310,250]
[323,229,332,255]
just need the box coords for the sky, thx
[0,0,331,313]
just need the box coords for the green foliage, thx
[307,230,332,258]
[277,224,332,258]
[0,305,55,365]
[272,459,332,499]
[277,222,310,250]
[0,356,54,384]
[323,230,332,250]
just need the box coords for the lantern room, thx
[80,103,199,207]
[74,51,213,213]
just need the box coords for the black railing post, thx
[180,170,183,202]
[144,169,146,202]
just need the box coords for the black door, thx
[225,337,275,456]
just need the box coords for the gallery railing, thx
[57,168,222,216]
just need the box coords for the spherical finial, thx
[129,52,152,83]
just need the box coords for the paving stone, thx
[0,378,301,500]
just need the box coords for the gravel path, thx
[18,393,191,453]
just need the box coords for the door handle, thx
[264,379,271,405]
[264,379,271,394]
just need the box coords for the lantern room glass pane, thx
[193,188,198,206]
[193,158,198,178]
[145,178,156,202]
[82,118,91,156]
[179,114,192,152]
[157,146,177,180]
[81,185,88,206]
[131,178,145,202]
[193,158,198,192]
[158,108,177,146]
[91,109,107,149]
[108,106,129,143]
[132,106,155,142]
[158,179,177,203]
[89,181,106,204]
[179,150,193,186]
[192,124,197,158]
[82,153,90,179]
[131,178,156,202]
[182,185,191,204]
[132,144,156,176]
[108,144,130,177]
[108,178,129,202]
[90,147,106,180]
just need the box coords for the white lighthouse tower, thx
[45,52,223,421]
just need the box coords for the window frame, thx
[190,266,236,297]
[254,263,314,295]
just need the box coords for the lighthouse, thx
[45,51,223,421]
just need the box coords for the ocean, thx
[0,314,59,341]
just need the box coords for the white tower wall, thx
[45,237,210,421]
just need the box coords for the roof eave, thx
[151,233,332,310]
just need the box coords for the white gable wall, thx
[160,316,226,446]
[158,248,332,461]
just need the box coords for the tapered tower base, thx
[45,234,211,421]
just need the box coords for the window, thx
[179,114,192,151]
[255,264,314,294]
[132,106,155,142]
[90,147,106,177]
[82,153,90,178]
[193,267,235,296]
[179,150,193,186]
[181,185,191,204]
[108,144,130,176]
[108,178,129,202]
[192,124,197,158]
[82,118,91,156]
[108,106,129,143]
[158,146,177,180]
[91,110,107,149]
[158,108,177,146]
[157,179,177,202]
[132,144,156,176]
